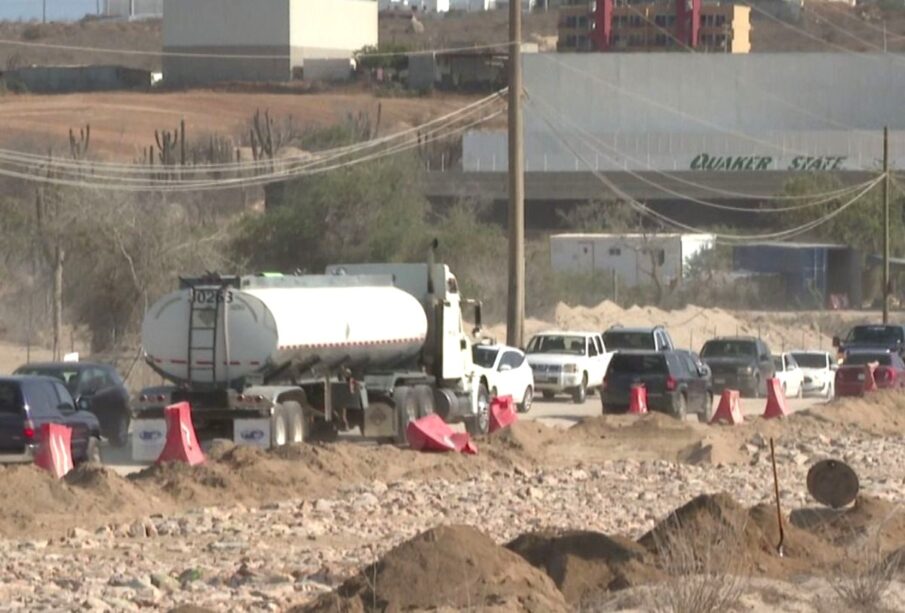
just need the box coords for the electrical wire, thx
[532,101,884,243]
[0,89,506,176]
[0,36,516,60]
[526,88,878,212]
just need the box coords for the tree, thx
[233,153,428,274]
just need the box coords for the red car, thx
[835,350,905,397]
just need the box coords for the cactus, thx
[250,108,275,161]
[154,127,179,166]
[68,124,90,160]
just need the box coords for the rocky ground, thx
[2,394,905,612]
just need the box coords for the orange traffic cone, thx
[763,378,789,419]
[710,389,744,425]
[629,384,648,414]
[156,402,205,465]
[34,423,74,479]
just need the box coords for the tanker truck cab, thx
[133,261,488,460]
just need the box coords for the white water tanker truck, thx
[131,255,488,460]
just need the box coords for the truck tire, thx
[271,405,289,448]
[672,393,688,421]
[84,437,102,465]
[572,374,588,404]
[393,386,418,445]
[414,385,435,418]
[282,401,306,445]
[465,384,490,436]
[111,414,130,448]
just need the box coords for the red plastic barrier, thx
[710,389,744,425]
[406,414,477,455]
[629,384,648,415]
[489,395,517,433]
[865,364,878,393]
[763,378,790,419]
[34,423,73,479]
[156,402,205,466]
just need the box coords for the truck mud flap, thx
[132,419,167,462]
[234,418,271,449]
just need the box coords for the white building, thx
[550,233,715,288]
[449,0,497,10]
[103,0,163,18]
[162,0,378,86]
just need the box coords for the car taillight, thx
[23,420,35,442]
[666,376,677,391]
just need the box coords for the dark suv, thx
[833,325,905,361]
[15,362,131,447]
[602,349,712,421]
[0,376,102,464]
[603,325,676,352]
[700,336,775,398]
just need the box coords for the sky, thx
[0,1,101,22]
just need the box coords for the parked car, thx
[602,325,676,352]
[772,353,804,399]
[835,349,905,397]
[14,362,131,447]
[0,375,102,464]
[526,331,611,403]
[601,349,712,421]
[789,350,836,399]
[472,344,535,413]
[833,325,905,362]
[700,337,775,398]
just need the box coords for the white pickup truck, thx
[525,331,612,403]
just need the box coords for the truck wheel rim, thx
[274,419,286,446]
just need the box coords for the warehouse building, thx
[162,0,377,86]
[558,0,750,53]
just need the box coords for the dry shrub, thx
[832,526,902,612]
[646,514,750,613]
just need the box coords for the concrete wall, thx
[303,58,355,82]
[104,0,163,17]
[4,65,151,94]
[164,0,290,47]
[290,0,377,57]
[523,53,905,133]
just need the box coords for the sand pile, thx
[486,300,835,353]
[299,525,569,612]
[790,496,905,550]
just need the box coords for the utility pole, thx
[43,0,47,23]
[883,126,890,324]
[507,0,525,348]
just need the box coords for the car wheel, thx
[466,384,490,436]
[572,374,588,404]
[697,392,714,423]
[393,386,418,445]
[797,383,803,399]
[753,376,763,399]
[542,391,555,401]
[271,405,289,448]
[85,437,102,465]
[518,387,533,413]
[672,393,687,420]
[111,413,130,448]
[491,387,498,399]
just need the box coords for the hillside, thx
[0,3,903,75]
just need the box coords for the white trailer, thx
[549,233,715,288]
[132,253,488,459]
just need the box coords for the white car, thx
[789,350,836,399]
[772,352,804,399]
[525,331,612,403]
[472,344,535,413]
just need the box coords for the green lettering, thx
[789,156,803,171]
[690,153,705,170]
[832,156,846,170]
[756,157,771,171]
[745,157,756,171]
[731,157,746,171]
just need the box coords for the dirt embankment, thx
[2,391,902,541]
[302,491,905,611]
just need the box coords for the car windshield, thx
[609,353,668,374]
[847,326,903,344]
[472,347,499,368]
[845,353,892,366]
[527,335,587,355]
[791,353,827,369]
[603,331,656,350]
[772,357,784,371]
[14,367,80,393]
[701,341,756,358]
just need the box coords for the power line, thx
[533,101,884,243]
[0,36,516,60]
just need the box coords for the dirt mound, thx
[790,496,905,551]
[507,530,661,604]
[300,525,568,612]
[792,392,905,436]
[676,436,748,466]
